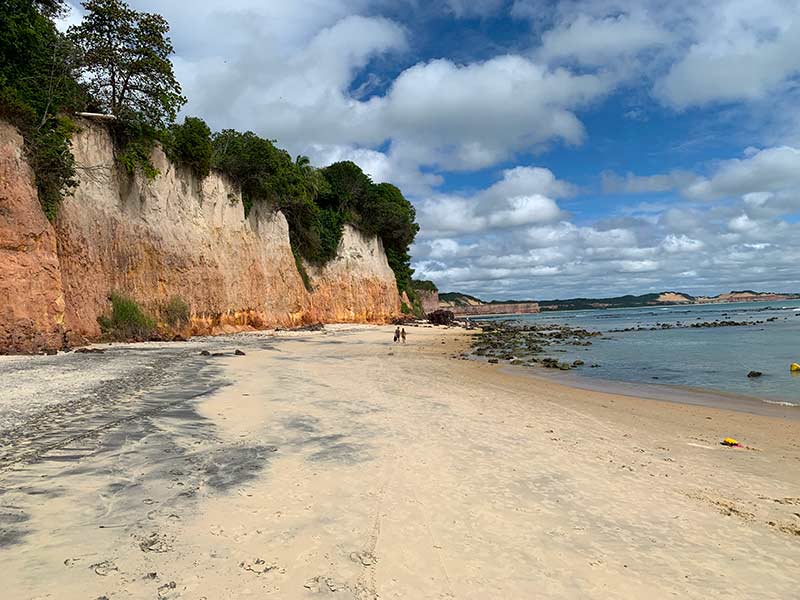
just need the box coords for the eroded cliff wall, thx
[450,302,540,316]
[0,122,67,353]
[416,289,440,314]
[0,119,400,352]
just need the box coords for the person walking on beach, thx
[394,326,400,343]
[401,328,406,344]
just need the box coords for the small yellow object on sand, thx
[721,438,740,447]
[791,363,800,372]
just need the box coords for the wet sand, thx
[519,366,800,420]
[1,325,799,599]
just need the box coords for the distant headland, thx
[423,286,800,316]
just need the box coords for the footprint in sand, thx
[89,560,118,576]
[304,575,346,593]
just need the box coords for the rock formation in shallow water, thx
[0,118,400,353]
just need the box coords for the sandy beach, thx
[1,325,799,599]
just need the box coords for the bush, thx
[412,279,438,292]
[293,248,313,292]
[162,296,190,328]
[98,292,155,340]
[164,116,212,178]
[111,119,159,179]
[211,129,312,214]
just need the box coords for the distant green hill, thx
[438,289,800,311]
[440,290,697,311]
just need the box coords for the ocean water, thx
[483,300,800,406]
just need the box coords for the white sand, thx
[2,325,799,599]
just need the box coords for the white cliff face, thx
[0,117,400,351]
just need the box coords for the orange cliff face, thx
[0,122,67,353]
[0,118,400,353]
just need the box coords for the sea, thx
[479,300,800,407]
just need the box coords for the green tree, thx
[166,116,212,178]
[295,154,311,173]
[31,0,68,17]
[0,0,85,219]
[68,0,185,129]
[364,182,419,250]
[318,161,373,214]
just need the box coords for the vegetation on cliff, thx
[98,292,155,340]
[412,280,439,292]
[0,0,83,219]
[1,0,420,305]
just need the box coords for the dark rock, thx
[572,359,585,367]
[488,358,499,364]
[427,309,455,326]
[747,370,763,378]
[75,347,105,354]
[234,349,246,356]
[199,350,211,356]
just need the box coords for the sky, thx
[62,0,800,300]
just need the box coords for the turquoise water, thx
[483,300,800,406]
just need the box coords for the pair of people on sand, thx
[393,327,406,344]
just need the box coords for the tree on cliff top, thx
[68,0,185,129]
[1,0,85,219]
[164,116,213,178]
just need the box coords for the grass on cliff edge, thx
[98,293,156,340]
[162,296,190,328]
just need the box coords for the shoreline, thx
[465,301,800,412]
[500,363,800,420]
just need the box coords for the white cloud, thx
[661,234,704,253]
[602,170,697,194]
[685,146,800,200]
[618,259,659,273]
[655,1,800,107]
[417,166,570,236]
[379,55,610,171]
[538,13,671,67]
[728,213,758,233]
[413,154,800,299]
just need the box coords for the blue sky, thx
[63,0,800,299]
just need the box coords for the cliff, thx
[450,302,540,316]
[416,289,440,314]
[694,291,800,304]
[0,121,67,353]
[0,118,400,353]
